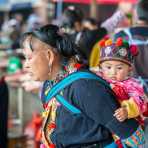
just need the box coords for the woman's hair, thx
[20,24,85,63]
[76,28,107,61]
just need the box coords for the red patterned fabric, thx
[112,84,129,102]
[49,144,56,148]
[115,139,123,148]
[143,102,148,117]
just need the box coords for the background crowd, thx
[0,0,148,147]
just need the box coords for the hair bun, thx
[56,36,77,57]
[40,25,61,47]
[40,25,77,58]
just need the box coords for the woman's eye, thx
[26,56,32,60]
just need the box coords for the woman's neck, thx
[51,62,79,83]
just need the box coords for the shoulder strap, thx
[56,94,81,114]
[45,71,110,103]
[44,71,110,114]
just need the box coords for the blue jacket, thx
[44,70,139,148]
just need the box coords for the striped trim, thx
[122,126,145,147]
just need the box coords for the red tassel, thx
[143,102,148,117]
[115,139,123,148]
[48,123,56,130]
[43,103,48,109]
[74,63,82,69]
[49,144,56,148]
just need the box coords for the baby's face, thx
[100,60,132,81]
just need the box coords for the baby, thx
[95,37,147,147]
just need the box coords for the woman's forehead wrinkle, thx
[31,37,48,51]
[23,36,31,48]
[23,41,30,50]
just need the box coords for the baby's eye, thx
[106,66,111,69]
[117,67,122,70]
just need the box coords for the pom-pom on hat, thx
[99,37,139,65]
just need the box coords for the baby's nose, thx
[110,68,117,75]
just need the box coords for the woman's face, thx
[22,36,52,81]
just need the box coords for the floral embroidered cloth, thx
[107,77,147,113]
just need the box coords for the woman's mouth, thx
[28,72,33,77]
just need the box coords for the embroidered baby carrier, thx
[41,71,145,148]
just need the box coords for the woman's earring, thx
[48,63,52,74]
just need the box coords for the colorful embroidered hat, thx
[99,37,138,65]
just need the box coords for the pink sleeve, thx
[125,79,147,113]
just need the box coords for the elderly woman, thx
[20,24,140,148]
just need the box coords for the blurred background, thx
[0,0,148,148]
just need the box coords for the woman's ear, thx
[47,49,55,67]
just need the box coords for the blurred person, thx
[0,31,11,50]
[59,6,84,41]
[0,76,9,148]
[1,14,22,34]
[101,1,134,34]
[117,1,134,27]
[13,13,23,26]
[27,2,46,31]
[9,29,20,50]
[20,24,142,148]
[27,12,42,31]
[114,0,148,95]
[9,13,23,32]
[0,18,22,51]
[0,27,15,50]
[82,17,99,30]
[76,28,107,67]
[76,1,135,68]
[58,3,131,47]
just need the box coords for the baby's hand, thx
[114,107,128,122]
